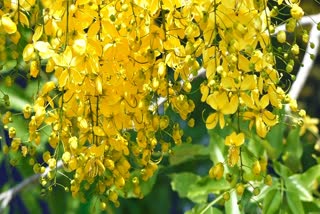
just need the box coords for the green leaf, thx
[21,187,42,214]
[208,131,226,163]
[253,178,279,202]
[140,168,158,196]
[246,137,264,158]
[225,191,240,214]
[0,84,30,111]
[1,60,17,72]
[286,191,305,214]
[169,143,209,166]
[122,168,159,198]
[286,128,302,157]
[273,161,293,178]
[170,173,230,203]
[185,204,222,214]
[47,187,68,214]
[263,189,282,214]
[283,127,302,172]
[171,172,200,199]
[303,201,320,213]
[266,119,285,160]
[285,177,313,201]
[283,164,320,203]
[290,164,320,190]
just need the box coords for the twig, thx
[0,160,63,213]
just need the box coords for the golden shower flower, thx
[225,132,245,167]
[206,92,239,129]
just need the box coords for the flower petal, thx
[206,113,218,129]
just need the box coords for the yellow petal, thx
[206,113,218,129]
[227,146,240,167]
[241,75,256,91]
[58,69,69,87]
[200,84,209,102]
[30,60,39,78]
[87,21,100,38]
[222,95,238,114]
[19,11,30,27]
[34,41,55,59]
[89,143,105,157]
[206,93,218,110]
[23,44,35,61]
[263,111,278,126]
[256,117,267,138]
[241,93,255,109]
[1,15,17,34]
[32,25,43,43]
[260,95,269,109]
[64,46,73,65]
[225,132,245,147]
[235,132,245,147]
[93,126,105,136]
[95,76,103,95]
[217,92,228,109]
[219,113,225,128]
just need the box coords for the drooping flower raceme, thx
[0,0,308,207]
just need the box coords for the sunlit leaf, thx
[171,173,230,204]
[225,191,240,214]
[263,189,281,214]
[286,191,305,214]
[169,144,209,166]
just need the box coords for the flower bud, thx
[277,31,286,43]
[302,32,309,43]
[8,127,16,138]
[48,158,57,170]
[290,4,304,20]
[253,187,260,196]
[286,18,296,32]
[223,192,230,201]
[291,44,300,55]
[209,162,224,180]
[236,183,245,196]
[252,160,261,176]
[264,174,273,186]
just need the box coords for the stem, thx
[0,160,63,213]
[199,193,224,214]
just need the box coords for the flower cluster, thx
[0,0,309,207]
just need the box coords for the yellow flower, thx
[225,132,245,167]
[206,92,239,129]
[228,145,240,167]
[225,132,245,147]
[52,46,84,87]
[290,4,304,20]
[209,162,224,180]
[242,91,278,138]
[1,15,17,34]
[299,116,319,136]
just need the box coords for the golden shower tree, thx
[1,0,320,213]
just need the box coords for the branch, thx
[288,14,320,100]
[0,160,63,212]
